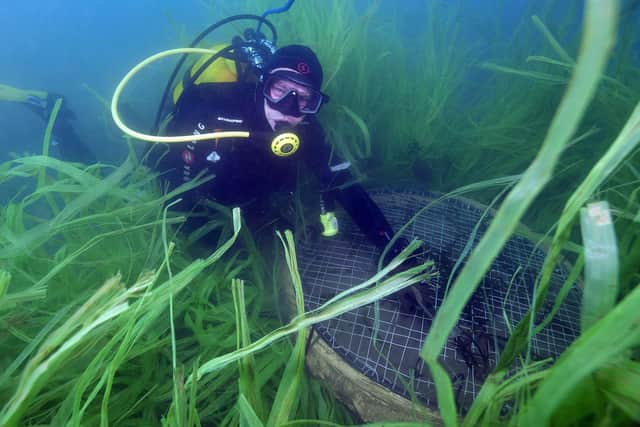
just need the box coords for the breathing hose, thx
[256,0,296,33]
[115,4,294,144]
[111,47,250,143]
[151,14,277,134]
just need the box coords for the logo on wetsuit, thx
[181,150,194,164]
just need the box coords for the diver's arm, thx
[0,84,49,108]
[45,95,96,163]
[53,119,96,163]
[304,120,397,250]
[0,84,95,163]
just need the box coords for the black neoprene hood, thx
[264,45,323,90]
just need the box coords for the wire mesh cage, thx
[294,190,582,418]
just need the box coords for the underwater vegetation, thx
[2,0,640,426]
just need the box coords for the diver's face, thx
[263,68,313,130]
[264,99,306,130]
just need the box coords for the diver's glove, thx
[319,192,339,237]
[320,211,338,237]
[25,92,76,121]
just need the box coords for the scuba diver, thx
[0,83,96,163]
[105,2,420,270]
[108,6,426,311]
[150,43,409,259]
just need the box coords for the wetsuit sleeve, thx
[304,120,396,250]
[53,119,96,163]
[22,92,96,163]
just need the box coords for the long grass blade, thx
[596,361,640,422]
[498,74,640,372]
[421,2,618,426]
[192,245,430,381]
[238,394,265,427]
[38,97,63,215]
[233,278,264,421]
[519,281,640,426]
[579,201,619,331]
[531,15,575,64]
[266,231,308,427]
[0,155,135,259]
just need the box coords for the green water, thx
[1,1,639,426]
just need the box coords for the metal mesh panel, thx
[297,191,581,413]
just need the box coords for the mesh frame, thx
[296,191,581,413]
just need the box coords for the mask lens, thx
[267,79,295,102]
[297,91,322,114]
[264,74,324,115]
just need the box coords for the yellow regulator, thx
[271,132,300,157]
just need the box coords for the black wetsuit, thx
[153,82,397,251]
[25,93,96,163]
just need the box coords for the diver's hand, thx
[384,238,434,317]
[397,283,434,317]
[25,92,76,121]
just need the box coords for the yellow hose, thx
[111,48,251,143]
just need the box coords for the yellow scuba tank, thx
[171,44,238,105]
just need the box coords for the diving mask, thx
[263,70,328,116]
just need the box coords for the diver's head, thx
[261,45,329,130]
